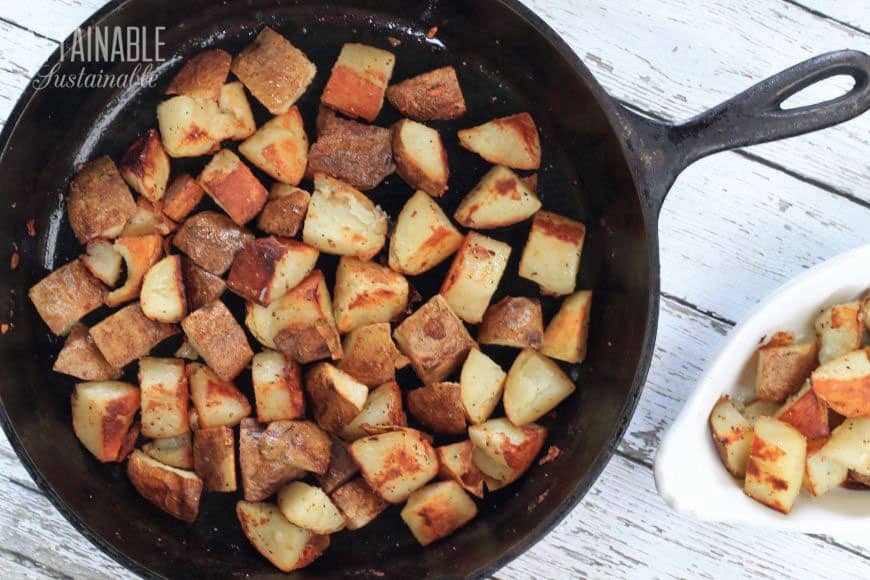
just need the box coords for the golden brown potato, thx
[316,437,359,493]
[401,481,477,546]
[388,190,464,275]
[277,481,346,534]
[478,296,543,349]
[518,210,586,296]
[218,82,257,141]
[386,66,466,121]
[437,440,485,498]
[338,323,409,387]
[239,107,309,185]
[227,237,319,306]
[252,350,305,422]
[239,418,304,501]
[304,363,369,434]
[81,239,123,288]
[127,450,202,523]
[198,149,269,226]
[818,418,870,476]
[341,380,407,441]
[120,197,177,237]
[453,166,541,229]
[814,301,865,364]
[333,257,409,333]
[811,348,870,417]
[236,501,330,573]
[775,381,829,439]
[139,357,189,439]
[392,119,449,197]
[459,348,505,425]
[53,323,121,381]
[193,426,236,492]
[141,255,188,323]
[504,349,575,425]
[541,290,592,364]
[29,259,105,336]
[804,437,848,497]
[182,301,254,381]
[744,416,806,514]
[440,232,511,324]
[162,174,205,223]
[274,319,343,366]
[156,95,227,158]
[258,420,332,475]
[118,129,171,203]
[469,418,547,489]
[67,156,137,243]
[105,234,163,308]
[166,49,231,100]
[755,333,818,402]
[71,381,140,462]
[329,477,389,530]
[90,303,178,368]
[349,428,439,503]
[180,256,227,311]
[708,396,754,477]
[174,211,254,275]
[188,362,252,428]
[393,295,476,385]
[458,112,541,170]
[231,27,317,115]
[321,43,395,122]
[407,382,466,435]
[256,184,310,238]
[142,432,194,470]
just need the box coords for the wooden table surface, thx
[0,0,868,578]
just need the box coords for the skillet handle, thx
[621,49,870,217]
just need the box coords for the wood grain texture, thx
[793,0,869,32]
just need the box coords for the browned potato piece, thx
[755,332,818,402]
[709,396,754,477]
[814,301,865,364]
[252,350,305,422]
[188,362,252,428]
[157,95,226,158]
[182,301,254,381]
[180,256,227,310]
[71,381,140,462]
[388,190,464,276]
[231,27,317,115]
[53,323,121,381]
[257,184,310,238]
[811,348,870,418]
[193,426,236,492]
[453,166,541,229]
[29,259,105,336]
[277,481,346,534]
[139,357,189,438]
[166,49,231,100]
[469,418,547,489]
[393,295,476,385]
[392,119,449,197]
[119,129,171,203]
[162,174,205,223]
[304,363,369,434]
[338,323,409,387]
[141,255,188,323]
[349,428,439,503]
[227,237,319,306]
[142,432,194,470]
[458,112,541,170]
[504,349,575,425]
[90,303,178,368]
[386,66,466,121]
[437,440,485,498]
[239,107,309,185]
[440,232,511,324]
[744,416,806,514]
[333,257,409,333]
[459,349,505,425]
[330,477,388,530]
[541,290,592,364]
[121,197,177,237]
[239,419,304,501]
[174,211,254,275]
[804,437,849,497]
[316,437,359,493]
[478,296,543,349]
[407,382,466,435]
[341,381,407,441]
[106,234,163,308]
[274,316,344,366]
[67,156,137,243]
[218,82,257,141]
[775,381,829,439]
[127,450,202,523]
[518,211,586,296]
[321,43,395,122]
[175,339,200,361]
[259,420,332,474]
[236,501,330,573]
[81,240,123,287]
[401,481,478,546]
[198,149,269,226]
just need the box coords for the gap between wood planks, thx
[784,0,870,36]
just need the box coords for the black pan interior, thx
[0,0,653,577]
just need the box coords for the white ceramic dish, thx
[654,244,870,533]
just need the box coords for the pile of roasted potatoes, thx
[710,298,870,514]
[28,27,592,572]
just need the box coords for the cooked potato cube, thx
[166,49,231,100]
[259,420,332,475]
[341,380,406,441]
[217,81,257,140]
[118,129,170,203]
[162,175,205,223]
[252,350,305,422]
[459,348,505,424]
[541,290,592,363]
[316,437,359,493]
[468,418,547,487]
[257,184,310,238]
[81,240,123,288]
[401,481,477,546]
[71,381,139,462]
[304,363,369,434]
[53,323,121,381]
[818,417,870,475]
[29,259,105,336]
[471,444,514,490]
[386,66,466,121]
[227,237,319,306]
[277,481,346,534]
[106,234,163,307]
[193,426,236,492]
[392,119,449,197]
[407,382,466,435]
[388,190,464,275]
[478,296,543,349]
[180,256,227,310]
[321,43,395,121]
[741,399,781,424]
[811,348,870,417]
[239,107,308,185]
[239,419,304,501]
[127,450,202,522]
[518,211,585,296]
[90,303,178,368]
[157,95,227,158]
[437,440,485,498]
[709,396,754,477]
[121,197,176,237]
[744,416,806,513]
[454,166,541,229]
[182,301,254,381]
[231,27,317,115]
[175,339,200,361]
[338,323,409,387]
[330,477,388,530]
[333,257,409,333]
[142,432,194,470]
[274,318,343,366]
[67,156,137,243]
[504,349,575,425]
[393,295,476,385]
[458,112,541,169]
[804,437,848,497]
[141,255,187,323]
[775,381,829,439]
[139,357,189,438]
[440,232,511,324]
[349,428,438,503]
[815,301,864,364]
[188,362,252,428]
[236,501,330,573]
[198,149,269,226]
[755,333,818,402]
[302,173,387,260]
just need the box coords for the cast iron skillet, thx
[0,0,868,578]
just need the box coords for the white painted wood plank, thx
[0,21,57,123]
[2,0,108,41]
[797,0,869,31]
